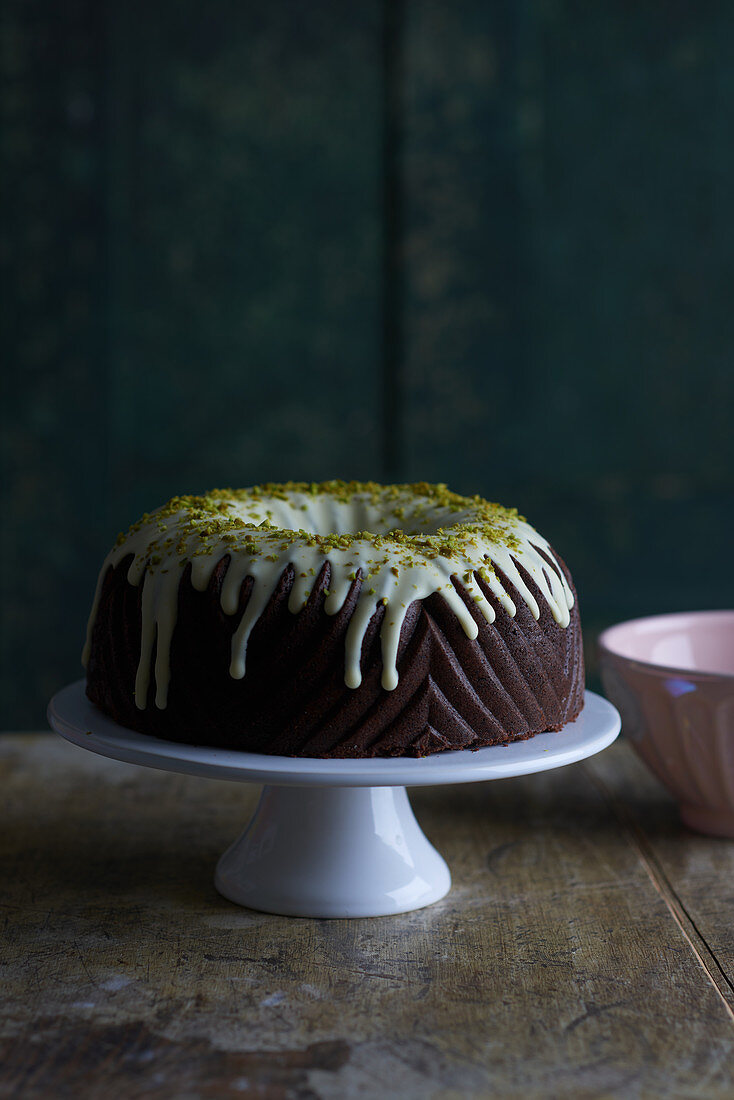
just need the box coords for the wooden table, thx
[2,733,733,1098]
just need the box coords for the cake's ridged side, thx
[86,550,584,758]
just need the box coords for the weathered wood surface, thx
[2,734,734,1098]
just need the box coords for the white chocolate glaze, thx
[82,481,575,709]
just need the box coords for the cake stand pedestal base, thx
[215,784,450,917]
[48,683,620,920]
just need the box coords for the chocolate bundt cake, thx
[83,481,584,757]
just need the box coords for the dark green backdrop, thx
[2,1,733,729]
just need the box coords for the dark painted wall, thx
[2,0,733,728]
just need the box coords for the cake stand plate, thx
[48,683,619,918]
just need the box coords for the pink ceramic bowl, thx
[598,610,734,837]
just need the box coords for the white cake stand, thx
[48,682,619,918]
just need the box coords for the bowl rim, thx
[597,609,734,683]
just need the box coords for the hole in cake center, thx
[229,495,464,540]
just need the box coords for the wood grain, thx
[2,734,733,1098]
[584,744,734,1018]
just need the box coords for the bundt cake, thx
[83,481,584,757]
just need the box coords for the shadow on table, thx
[411,757,684,844]
[8,815,241,912]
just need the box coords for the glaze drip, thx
[82,481,575,709]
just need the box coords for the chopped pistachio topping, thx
[85,479,575,704]
[114,481,527,575]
